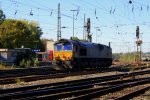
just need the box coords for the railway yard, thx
[0,63,150,100]
[1,0,150,100]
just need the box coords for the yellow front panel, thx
[54,51,73,61]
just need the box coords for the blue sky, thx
[1,0,150,53]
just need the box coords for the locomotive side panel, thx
[86,45,111,59]
[72,44,112,68]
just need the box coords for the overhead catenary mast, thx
[87,18,92,42]
[57,3,61,41]
[70,9,78,38]
[83,14,86,40]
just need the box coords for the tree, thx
[0,9,5,47]
[0,19,43,49]
[0,9,5,24]
[70,36,88,42]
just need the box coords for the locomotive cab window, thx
[55,44,62,51]
[80,48,87,56]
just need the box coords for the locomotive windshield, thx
[55,44,62,51]
[54,43,72,51]
[64,44,72,51]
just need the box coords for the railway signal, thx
[135,26,142,66]
[136,26,139,39]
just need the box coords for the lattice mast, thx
[57,3,61,41]
[87,18,92,42]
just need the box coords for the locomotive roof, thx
[55,39,111,48]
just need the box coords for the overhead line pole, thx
[70,10,78,38]
[83,14,86,40]
[57,3,61,41]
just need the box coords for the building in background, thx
[36,40,55,61]
[46,40,54,52]
[0,40,55,66]
[0,49,18,65]
[0,48,31,65]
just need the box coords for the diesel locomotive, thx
[52,39,112,70]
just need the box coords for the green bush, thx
[25,60,31,68]
[11,64,17,69]
[34,59,39,67]
[20,59,26,68]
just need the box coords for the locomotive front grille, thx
[54,51,73,61]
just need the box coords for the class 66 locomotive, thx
[52,39,112,71]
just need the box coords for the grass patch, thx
[15,78,25,85]
[121,66,136,71]
[119,53,136,63]
[128,66,136,71]
[0,64,6,69]
[0,63,17,70]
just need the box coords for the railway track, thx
[0,70,102,85]
[114,85,150,100]
[0,63,130,78]
[70,78,150,100]
[0,69,150,100]
[0,64,131,85]
[0,67,58,78]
